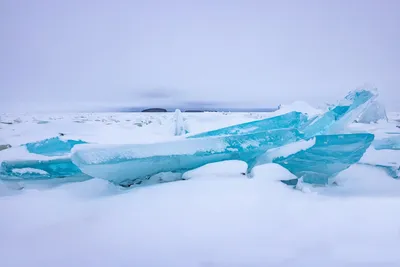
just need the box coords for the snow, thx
[261,138,316,161]
[250,163,297,181]
[71,137,230,164]
[182,160,248,179]
[360,148,400,167]
[11,168,49,175]
[1,111,400,267]
[276,101,322,118]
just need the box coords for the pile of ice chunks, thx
[1,88,398,187]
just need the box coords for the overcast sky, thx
[1,0,399,112]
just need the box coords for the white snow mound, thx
[276,101,322,117]
[251,163,297,181]
[182,160,248,179]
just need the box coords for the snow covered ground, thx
[1,110,400,267]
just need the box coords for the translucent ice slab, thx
[24,137,87,156]
[71,129,303,185]
[357,101,388,123]
[272,133,375,184]
[189,111,308,138]
[301,89,377,139]
[373,135,400,150]
[1,158,84,180]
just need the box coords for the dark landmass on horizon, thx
[119,106,279,112]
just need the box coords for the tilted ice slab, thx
[71,129,303,185]
[300,89,377,139]
[189,111,308,138]
[24,137,87,156]
[271,133,375,184]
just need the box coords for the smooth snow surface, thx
[250,163,297,181]
[276,101,322,118]
[182,160,248,179]
[1,111,400,267]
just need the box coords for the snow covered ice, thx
[1,88,400,267]
[71,129,302,185]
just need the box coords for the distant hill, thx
[141,108,167,112]
[184,110,205,113]
[114,106,279,113]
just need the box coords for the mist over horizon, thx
[1,0,399,112]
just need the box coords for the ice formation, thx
[189,111,308,138]
[174,109,187,136]
[272,133,375,184]
[71,129,302,185]
[373,135,400,150]
[24,137,86,156]
[357,101,388,123]
[1,158,83,180]
[0,88,397,188]
[300,89,377,138]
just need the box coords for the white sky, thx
[1,0,399,111]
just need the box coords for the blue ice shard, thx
[71,129,303,185]
[300,89,377,139]
[373,135,400,150]
[24,137,87,156]
[0,158,84,180]
[356,101,388,123]
[272,133,375,184]
[189,111,308,138]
